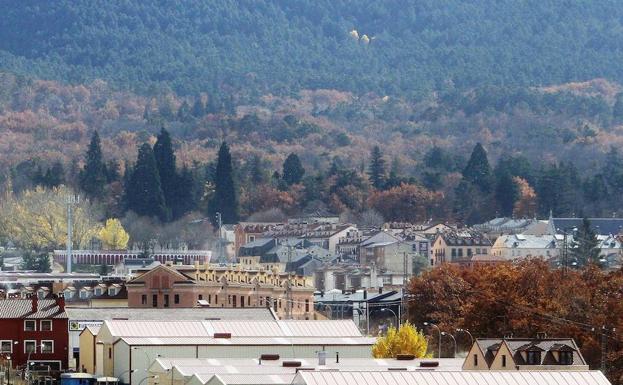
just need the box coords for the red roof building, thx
[0,296,69,371]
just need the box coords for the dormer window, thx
[108,287,118,296]
[64,289,74,299]
[526,351,541,365]
[559,351,573,365]
[94,287,103,296]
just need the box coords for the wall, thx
[78,329,96,373]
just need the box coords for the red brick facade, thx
[0,297,69,371]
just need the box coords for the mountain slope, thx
[2,1,623,95]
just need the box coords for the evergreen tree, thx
[105,160,120,183]
[177,100,191,121]
[43,161,65,187]
[249,154,266,185]
[209,142,238,224]
[495,169,518,217]
[462,143,493,193]
[126,143,167,220]
[614,92,623,123]
[79,131,107,198]
[368,146,386,189]
[571,218,601,266]
[205,93,221,114]
[153,127,177,221]
[282,153,305,185]
[191,97,205,118]
[173,165,196,219]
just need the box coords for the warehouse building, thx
[89,319,374,384]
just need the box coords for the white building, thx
[491,234,560,260]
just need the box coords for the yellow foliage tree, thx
[98,218,130,250]
[0,185,101,250]
[372,322,428,358]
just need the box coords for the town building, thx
[237,238,332,275]
[91,319,375,384]
[431,230,498,266]
[0,297,68,371]
[491,234,560,260]
[233,223,281,257]
[125,263,315,319]
[53,247,211,267]
[462,337,588,370]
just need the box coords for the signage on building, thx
[69,320,103,331]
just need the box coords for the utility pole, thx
[66,195,80,274]
[285,277,292,319]
[215,212,223,263]
[601,326,607,374]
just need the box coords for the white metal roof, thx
[120,336,375,346]
[292,371,611,385]
[105,319,362,339]
[206,373,295,385]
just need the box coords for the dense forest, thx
[2,1,623,96]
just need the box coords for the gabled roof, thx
[0,299,67,319]
[126,264,195,285]
[475,338,586,366]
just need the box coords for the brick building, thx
[0,297,69,371]
[126,263,315,319]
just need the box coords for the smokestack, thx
[32,296,38,313]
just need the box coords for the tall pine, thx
[462,143,493,193]
[368,146,386,189]
[79,131,106,198]
[571,218,600,266]
[282,153,305,185]
[210,142,238,224]
[127,143,167,220]
[153,127,176,221]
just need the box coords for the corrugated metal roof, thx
[209,373,295,385]
[66,307,275,322]
[293,371,612,385]
[0,299,67,319]
[120,336,375,346]
[105,319,362,339]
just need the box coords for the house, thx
[359,231,414,284]
[491,234,560,260]
[125,263,315,320]
[431,230,495,266]
[0,296,68,371]
[263,223,357,255]
[463,337,588,370]
[233,222,281,257]
[238,238,332,275]
[314,264,381,292]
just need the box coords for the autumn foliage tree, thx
[98,218,130,250]
[512,176,537,218]
[368,183,443,222]
[372,322,428,358]
[407,260,623,383]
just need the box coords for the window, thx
[249,235,255,242]
[164,294,169,308]
[94,288,103,296]
[108,287,118,296]
[473,354,478,366]
[502,354,506,367]
[64,290,74,299]
[40,320,52,331]
[232,295,237,308]
[240,295,244,308]
[41,341,53,354]
[214,295,218,304]
[108,347,112,359]
[198,294,203,300]
[207,295,211,304]
[174,294,180,304]
[559,351,573,365]
[467,248,473,257]
[458,249,463,257]
[526,351,541,365]
[451,249,457,258]
[482,249,487,255]
[141,295,147,305]
[24,320,36,331]
[152,294,158,308]
[305,299,309,313]
[0,341,13,353]
[476,248,481,255]
[25,340,36,354]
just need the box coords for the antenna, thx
[65,194,80,274]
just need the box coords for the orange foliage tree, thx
[407,260,623,383]
[368,183,443,222]
[512,176,537,218]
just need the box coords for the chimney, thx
[31,296,38,313]
[56,293,65,312]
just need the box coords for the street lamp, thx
[423,322,442,358]
[441,332,457,358]
[456,328,474,349]
[379,308,399,329]
[139,376,158,385]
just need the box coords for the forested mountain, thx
[2,1,623,95]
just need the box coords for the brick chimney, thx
[31,295,38,313]
[56,293,65,312]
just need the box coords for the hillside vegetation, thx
[2,1,623,95]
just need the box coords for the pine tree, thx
[462,143,493,193]
[173,165,196,219]
[153,127,176,221]
[282,153,305,185]
[614,93,623,123]
[368,146,386,189]
[209,142,238,224]
[571,218,601,266]
[495,170,518,217]
[45,161,65,187]
[126,143,167,220]
[191,97,205,118]
[79,131,107,198]
[249,154,266,185]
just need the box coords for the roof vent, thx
[388,368,408,371]
[260,354,280,361]
[419,361,439,368]
[214,332,231,339]
[283,361,302,367]
[396,354,415,361]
